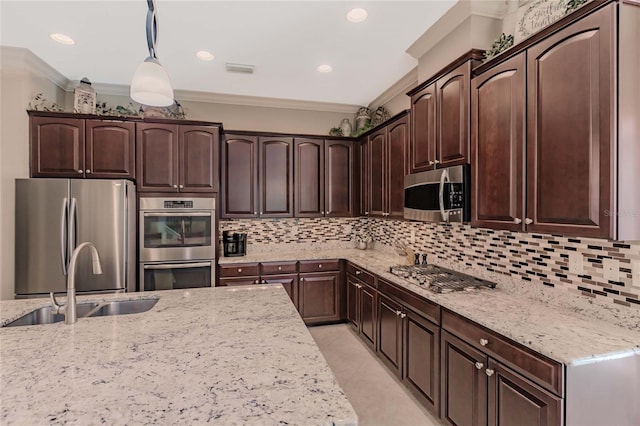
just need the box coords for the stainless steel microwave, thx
[404,165,470,223]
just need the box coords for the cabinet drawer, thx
[261,261,297,275]
[346,262,375,286]
[441,309,564,396]
[218,276,260,286]
[377,278,440,325]
[219,263,260,277]
[298,259,340,273]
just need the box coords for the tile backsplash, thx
[219,217,640,309]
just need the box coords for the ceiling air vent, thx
[225,63,255,74]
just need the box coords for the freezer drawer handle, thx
[143,262,211,270]
[143,212,212,217]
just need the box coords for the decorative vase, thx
[357,240,367,250]
[74,77,96,114]
[340,119,352,137]
[355,107,371,131]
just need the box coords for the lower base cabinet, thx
[299,271,342,324]
[346,264,377,350]
[262,274,298,309]
[378,293,403,376]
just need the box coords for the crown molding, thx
[368,67,418,109]
[0,46,69,89]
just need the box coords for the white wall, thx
[0,47,67,300]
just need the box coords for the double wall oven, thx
[139,197,216,291]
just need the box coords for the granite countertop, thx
[220,248,640,366]
[0,286,357,425]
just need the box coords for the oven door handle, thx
[144,262,212,270]
[439,169,450,222]
[142,212,212,217]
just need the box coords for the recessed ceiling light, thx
[317,64,333,73]
[49,33,75,45]
[195,50,214,61]
[346,8,368,23]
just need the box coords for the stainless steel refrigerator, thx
[15,179,136,297]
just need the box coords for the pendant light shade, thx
[131,0,174,107]
[130,57,174,107]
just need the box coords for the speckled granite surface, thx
[0,286,357,426]
[220,247,640,366]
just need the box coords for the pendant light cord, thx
[145,0,158,59]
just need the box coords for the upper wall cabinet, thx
[472,1,640,240]
[221,134,293,218]
[408,51,483,174]
[30,114,135,179]
[137,123,219,193]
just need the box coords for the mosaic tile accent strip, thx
[219,217,640,309]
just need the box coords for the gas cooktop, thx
[389,264,496,293]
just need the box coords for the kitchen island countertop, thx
[220,248,640,366]
[0,286,357,425]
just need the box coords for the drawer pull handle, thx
[485,369,495,377]
[480,338,489,346]
[355,270,361,275]
[475,362,484,370]
[399,313,406,319]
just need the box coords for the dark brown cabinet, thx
[410,83,437,173]
[363,112,409,218]
[294,138,357,217]
[377,293,403,376]
[31,115,135,179]
[222,134,292,218]
[346,263,376,350]
[299,259,343,325]
[526,4,613,238]
[471,53,525,231]
[137,123,219,193]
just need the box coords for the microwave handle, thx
[439,169,450,222]
[144,262,212,270]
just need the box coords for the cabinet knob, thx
[173,184,178,189]
[322,211,325,215]
[260,212,263,215]
[179,184,184,189]
[85,169,91,174]
[428,161,434,165]
[525,218,533,225]
[318,264,322,268]
[514,218,522,224]
[400,313,406,319]
[480,338,489,346]
[485,369,495,377]
[253,280,259,284]
[77,170,83,174]
[475,362,484,370]
[434,160,441,165]
[395,310,402,316]
[278,266,282,271]
[238,268,242,273]
[262,280,267,284]
[355,270,361,275]
[254,212,257,215]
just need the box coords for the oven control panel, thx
[163,200,193,209]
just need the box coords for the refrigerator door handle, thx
[60,197,69,276]
[69,197,78,253]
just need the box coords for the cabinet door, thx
[85,120,135,179]
[411,83,437,173]
[179,126,219,192]
[526,4,614,238]
[218,276,260,286]
[359,282,377,350]
[377,293,403,377]
[259,137,293,217]
[263,274,299,309]
[387,114,410,218]
[471,53,525,231]
[437,62,471,168]
[488,360,562,426]
[294,138,324,217]
[222,134,258,217]
[403,309,440,416]
[136,123,179,192]
[359,138,370,216]
[299,272,341,325]
[31,117,85,177]
[325,140,356,217]
[368,129,387,217]
[441,330,488,426]
[346,274,360,330]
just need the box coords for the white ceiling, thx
[0,1,457,106]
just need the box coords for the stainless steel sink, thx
[3,303,100,327]
[88,298,158,317]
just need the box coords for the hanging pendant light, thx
[130,0,174,107]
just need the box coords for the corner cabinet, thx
[137,123,219,193]
[221,134,293,218]
[30,114,134,179]
[472,2,640,239]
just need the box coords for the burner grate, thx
[389,265,496,293]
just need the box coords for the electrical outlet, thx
[632,261,640,289]
[568,253,584,275]
[410,229,416,244]
[602,258,619,281]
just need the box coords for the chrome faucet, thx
[50,242,103,324]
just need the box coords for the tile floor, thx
[309,323,441,426]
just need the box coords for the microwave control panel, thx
[448,183,465,209]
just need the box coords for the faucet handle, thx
[50,292,64,314]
